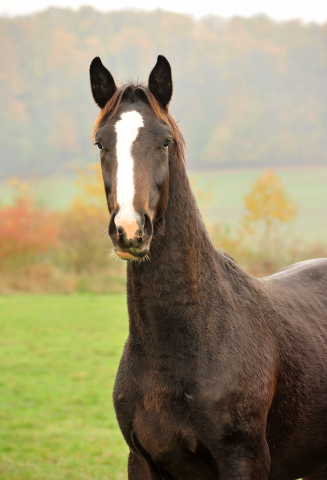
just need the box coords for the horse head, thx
[90,55,183,260]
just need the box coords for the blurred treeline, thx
[1,7,327,179]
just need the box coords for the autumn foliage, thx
[0,194,58,259]
[240,170,297,254]
[243,170,297,231]
[209,170,300,275]
[57,165,109,273]
[0,168,324,292]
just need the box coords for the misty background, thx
[1,7,327,179]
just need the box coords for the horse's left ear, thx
[90,57,117,109]
[148,55,172,109]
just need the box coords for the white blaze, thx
[115,111,144,227]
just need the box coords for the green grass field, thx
[0,294,129,479]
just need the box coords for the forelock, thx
[91,83,185,162]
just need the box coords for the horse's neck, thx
[126,156,230,355]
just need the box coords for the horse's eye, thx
[95,142,103,150]
[163,140,171,149]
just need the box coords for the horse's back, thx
[260,258,327,308]
[260,257,327,347]
[260,258,327,288]
[262,257,327,283]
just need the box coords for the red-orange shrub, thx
[0,196,59,258]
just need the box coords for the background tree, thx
[241,170,297,251]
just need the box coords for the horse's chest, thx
[114,368,198,460]
[132,388,197,458]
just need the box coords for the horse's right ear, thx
[148,55,172,109]
[90,57,117,109]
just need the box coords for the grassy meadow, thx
[0,294,129,479]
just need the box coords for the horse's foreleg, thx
[128,451,167,480]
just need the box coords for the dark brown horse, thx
[89,55,327,480]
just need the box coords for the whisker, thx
[106,251,121,263]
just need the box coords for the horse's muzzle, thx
[108,209,153,260]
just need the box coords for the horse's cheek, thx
[153,172,169,222]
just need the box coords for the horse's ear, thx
[148,55,172,109]
[90,57,117,109]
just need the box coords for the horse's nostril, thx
[117,226,124,237]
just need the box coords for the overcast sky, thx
[0,0,327,23]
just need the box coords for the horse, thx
[89,55,327,480]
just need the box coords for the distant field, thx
[0,174,83,210]
[1,166,327,242]
[193,166,327,243]
[0,294,129,479]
